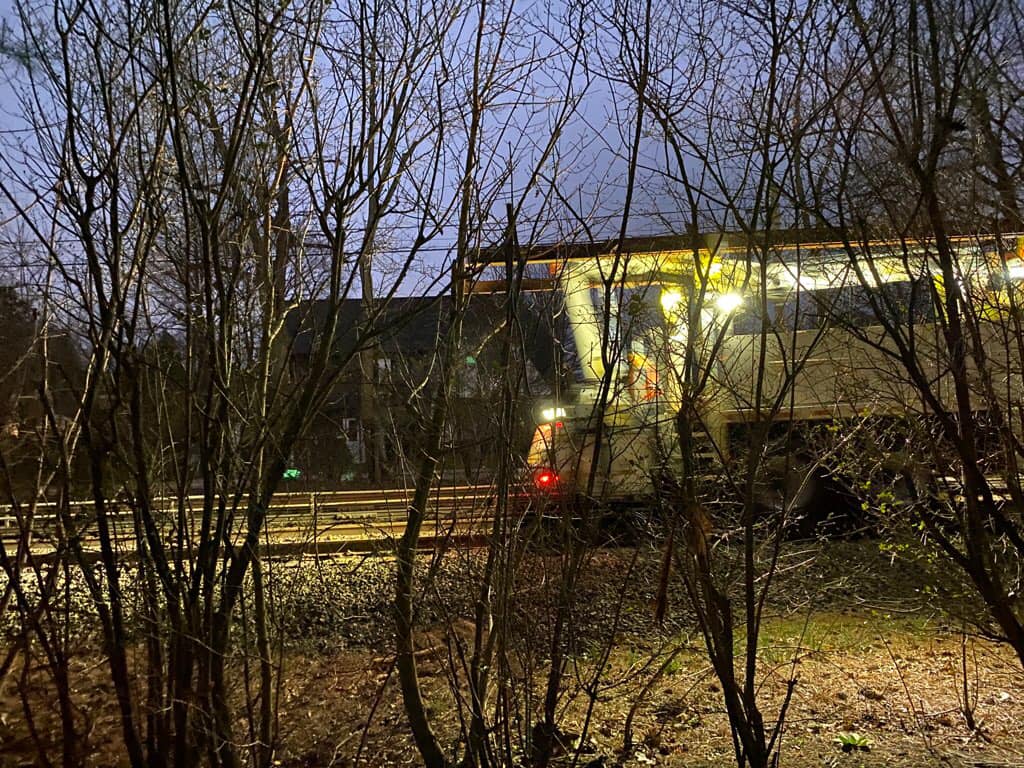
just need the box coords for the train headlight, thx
[541,406,567,422]
[714,292,743,314]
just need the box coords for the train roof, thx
[475,229,1024,267]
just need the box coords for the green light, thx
[282,468,302,480]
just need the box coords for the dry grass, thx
[2,541,1023,767]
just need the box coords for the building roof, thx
[285,294,564,384]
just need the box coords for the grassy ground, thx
[263,610,1023,767]
[2,541,1023,767]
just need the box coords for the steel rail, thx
[0,485,498,545]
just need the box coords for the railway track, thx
[0,485,500,559]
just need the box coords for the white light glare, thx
[541,406,567,422]
[1006,262,1024,280]
[714,292,744,313]
[660,289,683,314]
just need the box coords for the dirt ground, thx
[2,542,1023,767]
[265,613,1023,768]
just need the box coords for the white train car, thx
[478,231,1024,510]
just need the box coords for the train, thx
[478,231,1024,515]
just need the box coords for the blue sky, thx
[0,0,735,305]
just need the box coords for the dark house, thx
[285,293,564,485]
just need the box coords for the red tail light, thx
[534,469,558,488]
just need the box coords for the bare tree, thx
[386,3,592,764]
[792,0,1024,667]
[599,1,857,765]
[0,0,483,764]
